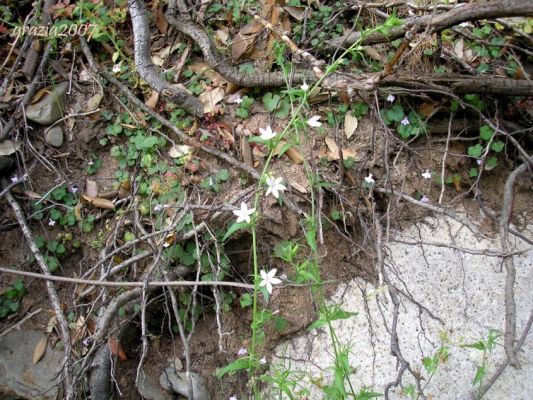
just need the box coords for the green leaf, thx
[274,98,290,119]
[490,141,505,153]
[479,125,494,141]
[422,356,438,374]
[468,144,483,158]
[240,293,252,308]
[263,92,281,112]
[235,108,249,118]
[274,316,289,333]
[356,389,383,400]
[124,231,135,242]
[222,221,248,242]
[473,365,486,386]
[463,341,485,351]
[217,169,230,181]
[469,167,479,178]
[485,156,498,170]
[307,309,358,331]
[215,357,251,378]
[46,256,59,273]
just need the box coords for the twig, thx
[499,163,527,366]
[0,308,42,337]
[2,180,74,399]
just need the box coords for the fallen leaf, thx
[199,87,225,114]
[285,147,304,164]
[325,136,357,160]
[118,180,131,199]
[231,19,263,62]
[215,29,229,46]
[108,336,127,361]
[155,5,168,34]
[0,140,21,156]
[217,126,235,147]
[344,114,358,139]
[454,38,464,59]
[283,6,311,21]
[168,144,191,158]
[419,102,436,117]
[289,179,308,193]
[81,194,115,210]
[24,190,42,199]
[46,316,57,334]
[33,335,48,364]
[85,179,99,197]
[83,92,103,112]
[30,87,50,104]
[144,90,159,110]
[241,137,253,167]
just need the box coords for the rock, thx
[0,329,63,399]
[159,368,210,400]
[26,82,69,125]
[138,368,171,400]
[44,126,64,147]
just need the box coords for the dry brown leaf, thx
[145,90,159,110]
[85,179,98,197]
[344,114,358,139]
[118,180,131,199]
[199,87,225,114]
[83,92,103,112]
[30,87,50,104]
[155,5,168,34]
[81,194,115,210]
[46,316,57,334]
[289,179,308,194]
[188,62,227,87]
[215,29,229,46]
[283,6,311,21]
[325,136,357,160]
[108,337,127,361]
[231,19,263,62]
[285,147,304,164]
[168,144,191,158]
[419,102,436,117]
[33,335,48,364]
[24,190,42,200]
[241,137,253,167]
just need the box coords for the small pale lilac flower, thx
[307,115,322,128]
[69,185,78,194]
[259,357,267,365]
[112,63,121,74]
[229,396,238,400]
[233,202,255,224]
[163,241,170,248]
[477,159,483,165]
[48,219,56,226]
[259,269,282,295]
[87,160,94,166]
[154,204,163,212]
[301,81,309,92]
[400,117,410,126]
[422,170,432,180]
[82,337,91,347]
[259,126,277,141]
[280,273,287,280]
[234,96,243,104]
[10,176,18,183]
[364,174,375,185]
[386,94,395,102]
[237,348,248,357]
[420,195,430,203]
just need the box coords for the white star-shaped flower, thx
[10,176,18,183]
[237,347,248,357]
[301,81,309,92]
[233,202,255,224]
[87,160,94,166]
[364,174,375,185]
[307,115,322,128]
[422,170,432,179]
[259,357,267,365]
[386,94,395,102]
[48,219,56,226]
[112,63,121,74]
[234,96,243,104]
[259,268,282,295]
[265,176,286,199]
[259,126,277,141]
[400,117,410,126]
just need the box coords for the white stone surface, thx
[272,216,533,399]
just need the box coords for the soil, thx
[1,79,532,400]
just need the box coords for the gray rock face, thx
[44,126,64,147]
[0,330,63,399]
[159,368,210,400]
[138,368,171,400]
[26,82,69,125]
